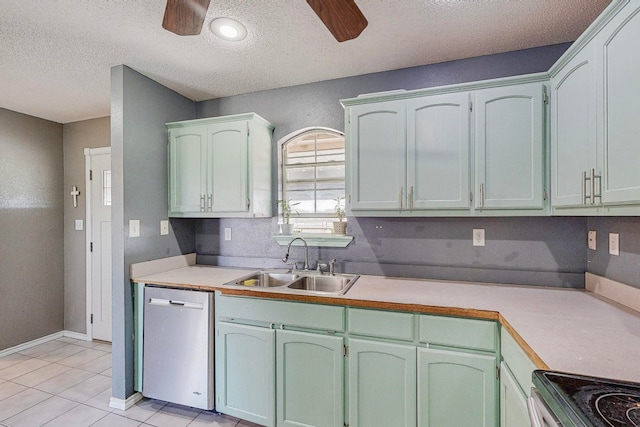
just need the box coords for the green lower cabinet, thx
[418,348,497,427]
[348,338,417,427]
[500,362,530,427]
[276,330,344,427]
[215,322,275,427]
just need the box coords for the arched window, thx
[280,128,345,233]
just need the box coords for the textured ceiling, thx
[0,0,611,124]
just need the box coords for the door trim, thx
[84,146,111,341]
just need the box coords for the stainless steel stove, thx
[532,370,640,427]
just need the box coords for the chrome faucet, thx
[282,237,309,271]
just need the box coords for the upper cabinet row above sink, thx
[167,113,273,218]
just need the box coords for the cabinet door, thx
[417,348,497,427]
[500,362,531,427]
[348,100,407,211]
[206,121,249,212]
[168,125,207,214]
[276,330,344,427]
[475,83,545,210]
[349,339,417,427]
[551,47,597,208]
[596,2,640,205]
[407,92,471,210]
[216,322,275,427]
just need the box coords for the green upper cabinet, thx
[348,100,407,211]
[343,75,549,217]
[474,83,546,211]
[276,330,344,427]
[418,348,497,427]
[407,92,471,210]
[167,113,274,218]
[595,0,640,206]
[550,47,597,209]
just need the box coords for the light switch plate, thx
[473,229,485,246]
[129,220,140,238]
[609,233,619,256]
[224,227,232,241]
[588,230,596,250]
[74,219,84,231]
[160,220,169,236]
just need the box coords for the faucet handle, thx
[316,260,328,274]
[328,259,337,275]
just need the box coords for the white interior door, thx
[87,148,112,342]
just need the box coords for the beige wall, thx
[0,108,64,350]
[62,117,110,334]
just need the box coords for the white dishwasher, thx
[143,286,214,410]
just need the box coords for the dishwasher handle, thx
[148,297,204,310]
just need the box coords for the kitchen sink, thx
[232,271,299,287]
[287,274,359,295]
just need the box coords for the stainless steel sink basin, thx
[233,271,299,287]
[287,274,359,295]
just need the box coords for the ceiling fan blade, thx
[307,0,368,42]
[162,0,211,36]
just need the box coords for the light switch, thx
[473,229,485,247]
[129,220,140,238]
[160,220,169,236]
[609,233,619,256]
[74,219,84,231]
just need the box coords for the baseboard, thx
[110,392,143,410]
[0,331,63,358]
[63,330,90,341]
[0,330,91,358]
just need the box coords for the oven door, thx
[528,388,562,427]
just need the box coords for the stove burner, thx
[595,394,640,427]
[540,372,640,427]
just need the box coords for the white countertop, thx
[133,264,640,383]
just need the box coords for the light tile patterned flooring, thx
[0,337,260,427]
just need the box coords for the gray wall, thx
[0,108,64,350]
[587,217,640,288]
[194,43,587,288]
[111,65,197,400]
[63,117,111,334]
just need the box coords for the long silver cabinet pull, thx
[582,170,587,205]
[399,187,404,210]
[590,168,596,205]
[409,186,414,210]
[479,184,485,208]
[200,194,206,211]
[207,194,213,211]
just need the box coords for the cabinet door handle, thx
[207,194,213,211]
[590,168,596,205]
[479,184,485,208]
[582,170,587,205]
[399,186,403,210]
[409,186,414,210]
[200,194,205,211]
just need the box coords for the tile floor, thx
[0,337,260,427]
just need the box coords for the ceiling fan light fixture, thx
[209,17,247,41]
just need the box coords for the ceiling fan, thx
[162,0,368,42]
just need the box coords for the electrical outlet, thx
[609,233,620,256]
[160,220,169,236]
[224,227,232,241]
[473,229,485,247]
[588,230,596,250]
[129,220,140,238]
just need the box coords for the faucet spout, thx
[283,237,309,271]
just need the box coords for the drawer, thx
[419,315,498,352]
[500,328,537,396]
[347,308,415,341]
[216,294,345,332]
